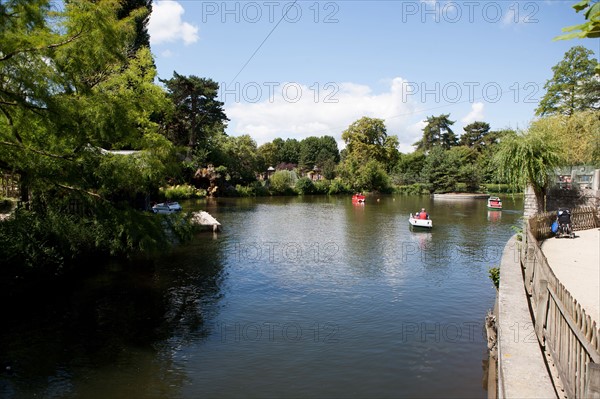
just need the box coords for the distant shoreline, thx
[432,193,490,199]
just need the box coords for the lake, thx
[0,194,522,398]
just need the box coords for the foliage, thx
[459,122,491,151]
[298,136,340,171]
[0,206,191,277]
[160,72,228,157]
[414,114,458,151]
[341,117,400,170]
[353,160,392,192]
[529,110,600,166]
[394,183,428,195]
[535,46,600,116]
[422,147,459,193]
[327,179,352,195]
[295,177,316,194]
[555,0,600,71]
[217,134,259,184]
[493,128,564,194]
[488,267,500,289]
[482,184,512,193]
[160,184,206,200]
[269,170,297,195]
[393,151,427,185]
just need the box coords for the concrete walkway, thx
[497,236,556,398]
[541,228,600,325]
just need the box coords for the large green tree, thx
[339,117,398,191]
[299,135,339,171]
[459,121,491,151]
[536,46,600,116]
[414,114,458,151]
[160,72,228,159]
[0,0,180,270]
[493,128,564,215]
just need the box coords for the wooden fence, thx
[522,207,600,398]
[529,206,599,241]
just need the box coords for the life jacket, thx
[419,212,427,220]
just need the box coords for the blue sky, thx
[148,0,600,152]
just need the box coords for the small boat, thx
[487,196,502,210]
[409,213,432,229]
[352,193,366,203]
[152,201,183,214]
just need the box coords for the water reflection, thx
[0,234,226,398]
[0,194,522,398]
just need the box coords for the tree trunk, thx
[524,183,545,218]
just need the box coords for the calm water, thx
[0,195,522,398]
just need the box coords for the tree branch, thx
[0,140,74,161]
[0,30,84,62]
[54,182,106,201]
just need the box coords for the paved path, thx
[541,228,600,325]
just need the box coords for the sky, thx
[147,0,600,152]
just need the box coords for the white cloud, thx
[149,1,199,46]
[225,77,422,149]
[461,102,485,124]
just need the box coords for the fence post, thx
[535,280,549,345]
[585,362,600,399]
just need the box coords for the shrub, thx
[328,179,351,195]
[295,177,315,194]
[489,266,500,289]
[269,170,297,195]
[394,183,427,195]
[313,180,331,195]
[160,184,206,200]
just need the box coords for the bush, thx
[269,170,297,195]
[394,183,427,195]
[328,179,351,195]
[0,206,191,278]
[489,266,500,289]
[160,184,206,200]
[295,177,315,194]
[482,183,512,193]
[313,180,331,195]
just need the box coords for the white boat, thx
[152,201,182,214]
[409,213,432,229]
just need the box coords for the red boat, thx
[352,193,366,203]
[487,196,502,210]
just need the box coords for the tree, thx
[555,0,600,73]
[493,128,564,215]
[528,110,600,166]
[220,135,258,184]
[0,1,181,269]
[459,121,491,151]
[414,114,457,151]
[341,117,399,169]
[421,147,459,193]
[536,46,600,116]
[160,72,228,158]
[279,138,300,165]
[299,135,339,171]
[393,151,427,185]
[257,142,278,170]
[339,117,399,191]
[117,0,152,56]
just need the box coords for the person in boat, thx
[417,208,428,220]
